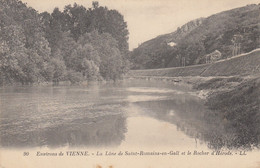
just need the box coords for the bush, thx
[66,70,84,84]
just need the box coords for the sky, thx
[22,0,260,50]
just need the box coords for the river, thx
[0,79,210,149]
[1,79,260,168]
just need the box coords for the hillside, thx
[127,49,260,77]
[135,18,204,51]
[130,4,260,69]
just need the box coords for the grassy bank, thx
[193,75,260,149]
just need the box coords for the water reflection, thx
[132,96,208,147]
[0,85,127,148]
[0,80,258,150]
[131,92,260,150]
[1,114,126,148]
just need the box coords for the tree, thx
[69,43,100,80]
[89,4,129,54]
[0,0,130,84]
[63,3,90,41]
[51,58,67,84]
[66,70,83,84]
[0,24,28,83]
[99,47,123,80]
[81,59,99,80]
[40,8,64,53]
[78,31,126,80]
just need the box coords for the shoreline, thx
[1,73,259,150]
[125,74,260,149]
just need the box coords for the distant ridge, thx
[134,17,204,57]
[130,4,260,70]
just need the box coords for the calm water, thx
[0,79,223,149]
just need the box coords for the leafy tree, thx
[99,47,123,81]
[0,24,28,83]
[89,2,129,54]
[81,59,99,80]
[51,58,67,84]
[66,70,83,84]
[63,3,90,40]
[0,0,129,84]
[69,44,100,77]
[78,31,125,80]
[59,31,78,67]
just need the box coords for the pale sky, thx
[22,0,260,50]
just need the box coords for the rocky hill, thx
[130,4,260,69]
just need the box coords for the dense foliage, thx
[0,0,129,85]
[205,77,260,149]
[130,4,260,69]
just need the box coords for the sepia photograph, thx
[0,0,260,167]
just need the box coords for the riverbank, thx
[123,74,260,149]
[0,79,121,87]
[127,48,260,78]
[126,63,260,149]
[198,75,260,149]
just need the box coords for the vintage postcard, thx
[0,0,260,167]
